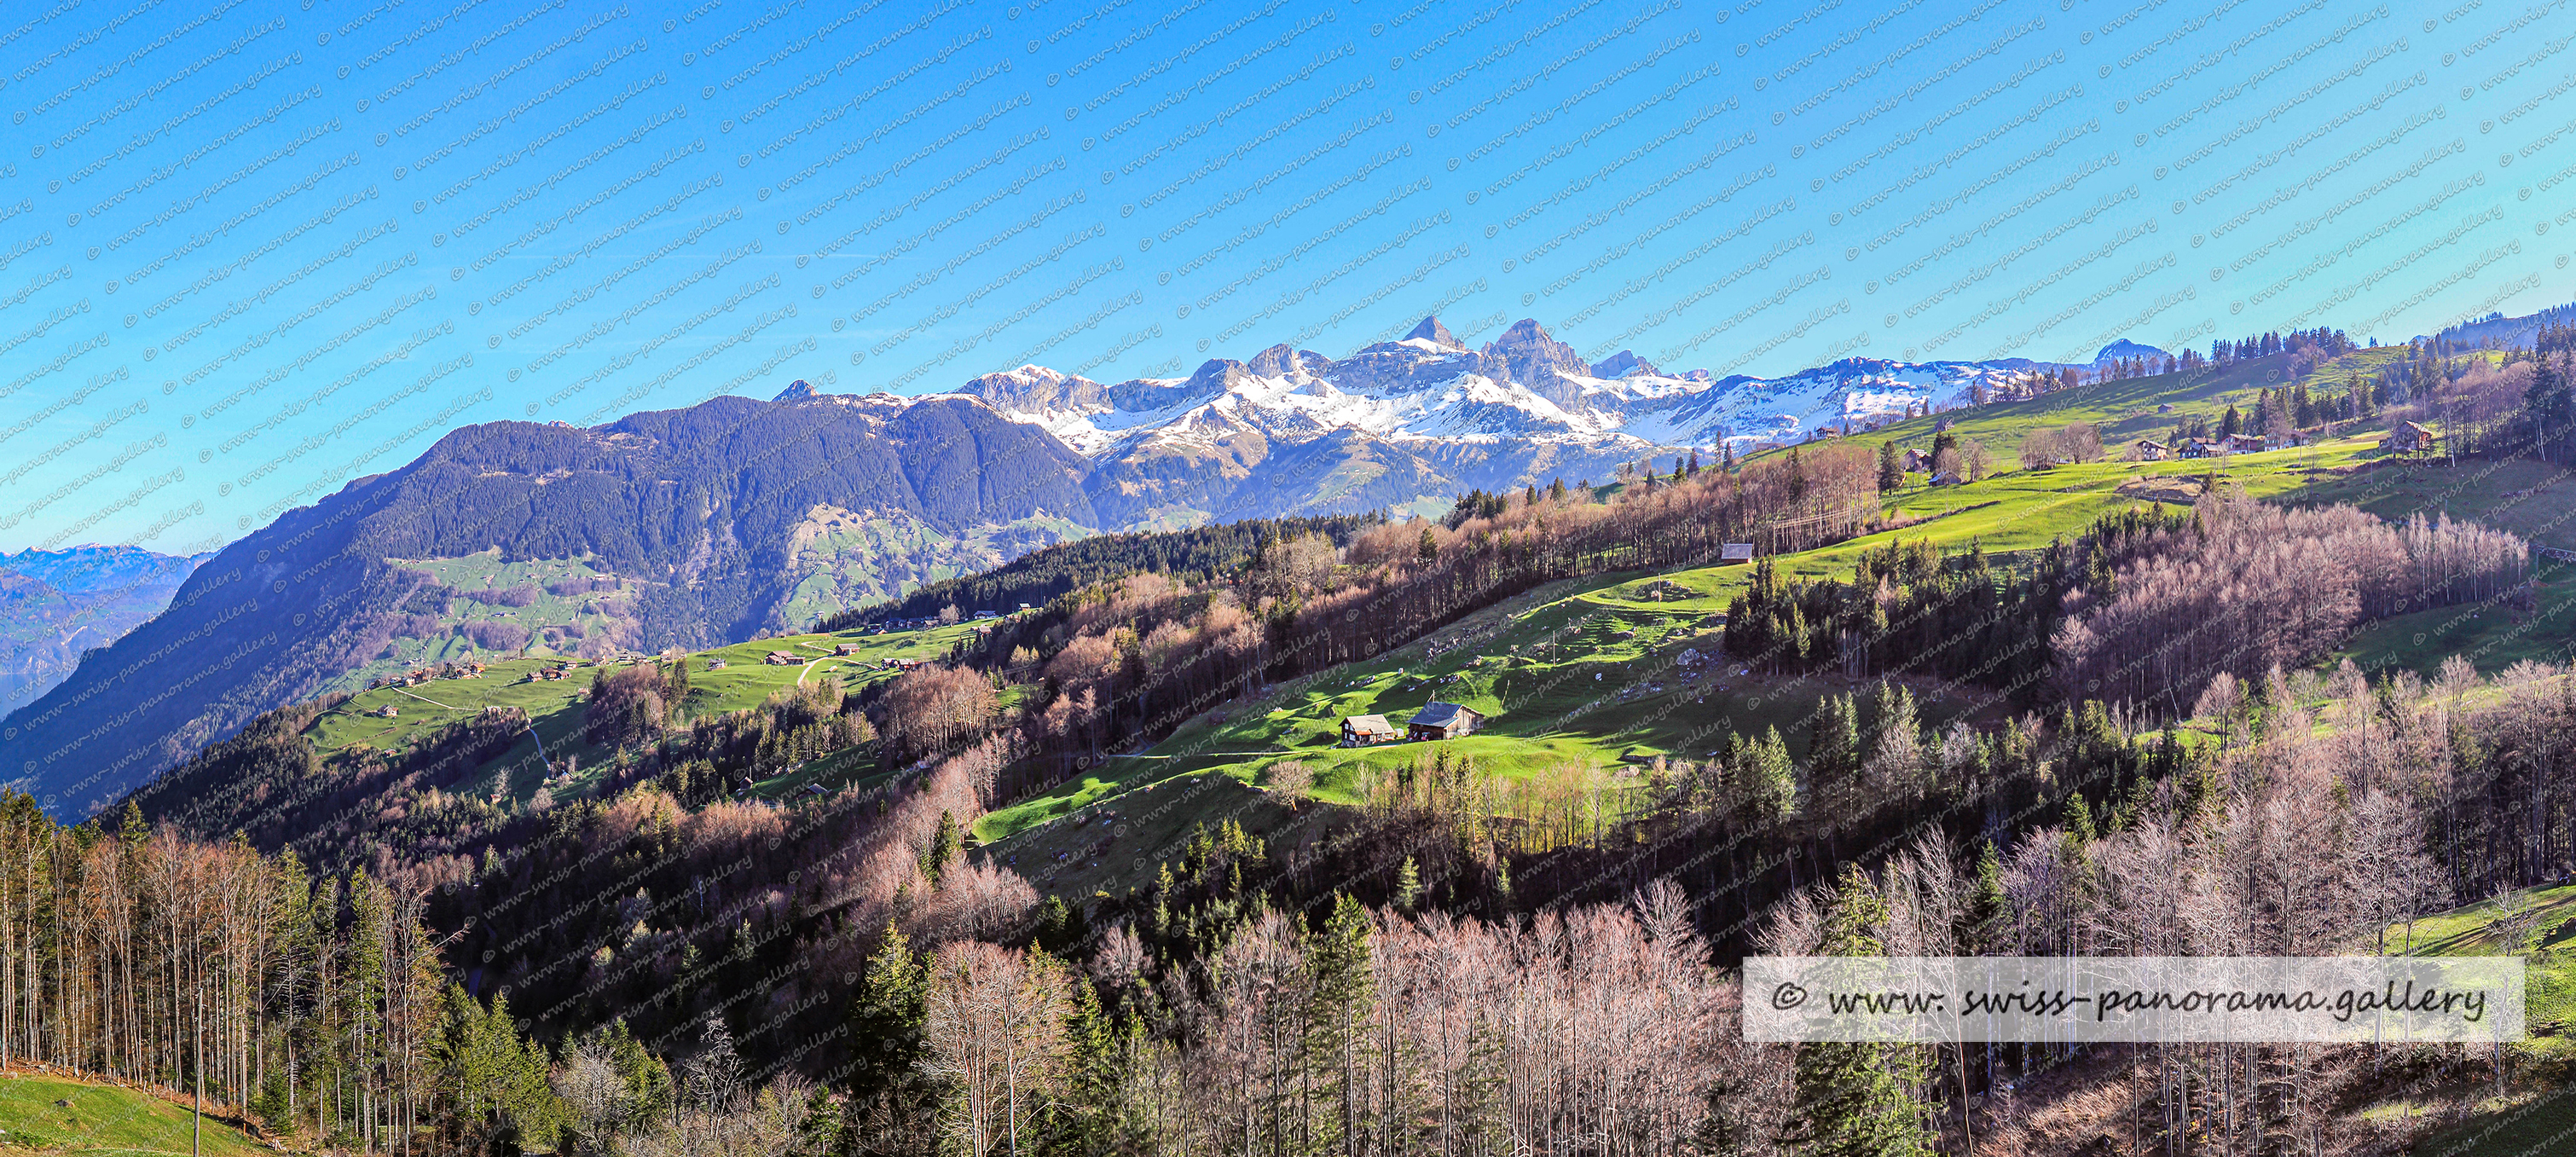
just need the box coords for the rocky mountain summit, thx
[930,315,2068,523]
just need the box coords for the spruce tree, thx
[921,811,963,885]
[1733,727,1797,825]
[1807,695,1863,818]
[1784,864,1933,1157]
[1054,976,1149,1154]
[1867,681,1922,794]
[1965,839,2009,953]
[848,923,935,1147]
[1305,894,1376,1155]
[433,986,565,1152]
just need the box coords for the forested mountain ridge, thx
[5,315,2573,1154]
[0,311,2098,820]
[77,421,2570,1154]
[822,512,1383,627]
[11,350,2572,1154]
[0,393,1092,817]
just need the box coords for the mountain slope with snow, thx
[934,316,2073,523]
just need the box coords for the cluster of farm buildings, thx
[1339,701,1488,746]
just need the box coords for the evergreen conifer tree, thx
[921,811,964,885]
[1784,864,1933,1157]
[848,923,936,1148]
[1305,894,1376,1154]
[1807,695,1863,818]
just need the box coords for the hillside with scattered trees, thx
[3,323,2573,1156]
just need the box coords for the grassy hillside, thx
[975,417,2576,900]
[0,1073,271,1156]
[1735,340,2572,679]
[174,340,2576,905]
[305,621,993,808]
[1802,349,2365,459]
[2389,882,2576,1042]
[2360,881,2576,1155]
[969,562,1996,899]
[258,428,2569,900]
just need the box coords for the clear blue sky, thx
[0,0,2567,552]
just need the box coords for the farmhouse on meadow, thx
[1406,702,1485,742]
[1340,714,1398,746]
[2381,420,2438,454]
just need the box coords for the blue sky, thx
[0,0,2567,552]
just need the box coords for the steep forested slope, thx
[0,393,1091,816]
[821,512,1380,627]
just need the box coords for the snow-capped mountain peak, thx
[1405,315,1467,350]
[2093,339,2170,364]
[921,311,2087,524]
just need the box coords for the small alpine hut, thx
[2380,420,2437,454]
[1406,702,1484,742]
[1340,714,1398,746]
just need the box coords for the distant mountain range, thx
[0,547,204,715]
[0,313,2112,814]
[941,315,2070,524]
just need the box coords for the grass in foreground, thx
[2370,882,2576,1155]
[0,1073,271,1156]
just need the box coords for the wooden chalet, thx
[2228,433,2268,454]
[2133,439,2170,461]
[763,650,799,666]
[2380,421,2437,454]
[2175,437,2213,459]
[1340,714,1398,746]
[1406,702,1485,741]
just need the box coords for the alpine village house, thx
[1340,702,1488,746]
